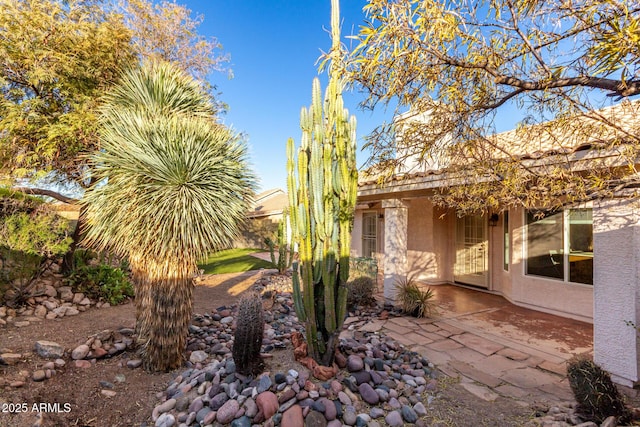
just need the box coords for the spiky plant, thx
[567,356,631,424]
[287,0,358,367]
[395,277,436,318]
[82,61,256,372]
[264,209,294,274]
[232,292,265,376]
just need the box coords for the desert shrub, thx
[347,276,377,307]
[567,356,631,424]
[395,277,436,318]
[67,264,134,305]
[0,193,73,306]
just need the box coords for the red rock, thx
[74,360,92,369]
[281,404,303,427]
[256,391,278,419]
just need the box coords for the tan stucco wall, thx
[353,197,594,322]
[593,198,640,387]
[507,207,593,323]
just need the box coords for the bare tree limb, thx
[11,187,78,204]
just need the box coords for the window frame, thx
[361,211,378,258]
[524,207,593,285]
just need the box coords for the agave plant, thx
[395,277,437,318]
[82,61,256,371]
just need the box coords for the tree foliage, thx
[119,0,230,85]
[0,0,134,187]
[347,0,640,212]
[0,0,229,197]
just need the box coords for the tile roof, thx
[358,100,640,190]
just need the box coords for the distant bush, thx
[67,264,134,305]
[349,257,377,281]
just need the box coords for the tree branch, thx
[11,187,78,204]
[493,75,640,97]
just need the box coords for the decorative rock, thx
[74,360,92,369]
[305,410,328,427]
[217,399,239,424]
[231,415,252,427]
[32,370,46,382]
[66,307,80,316]
[319,398,336,421]
[155,413,175,427]
[34,340,65,359]
[413,402,427,416]
[58,286,73,302]
[358,383,379,405]
[127,359,142,369]
[189,350,208,363]
[347,355,364,372]
[385,410,404,427]
[281,404,304,427]
[152,399,176,421]
[34,305,47,318]
[0,353,22,365]
[71,344,90,360]
[401,405,418,423]
[257,374,273,393]
[256,391,279,419]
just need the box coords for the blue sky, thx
[186,1,391,192]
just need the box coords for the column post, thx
[382,199,409,304]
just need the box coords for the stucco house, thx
[350,100,640,386]
[236,188,288,249]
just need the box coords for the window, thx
[525,209,593,285]
[362,212,378,258]
[503,212,509,271]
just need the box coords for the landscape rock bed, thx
[150,272,441,427]
[0,261,113,328]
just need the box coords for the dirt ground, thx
[0,270,543,427]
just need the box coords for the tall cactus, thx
[287,0,358,367]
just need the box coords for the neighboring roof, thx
[247,188,288,219]
[358,100,640,195]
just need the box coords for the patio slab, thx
[450,332,505,356]
[500,367,561,389]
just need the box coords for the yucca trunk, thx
[131,256,194,371]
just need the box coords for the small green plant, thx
[67,264,134,305]
[347,276,377,308]
[567,356,631,424]
[395,277,437,318]
[232,292,265,376]
[264,211,294,274]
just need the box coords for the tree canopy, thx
[0,0,229,199]
[347,0,640,213]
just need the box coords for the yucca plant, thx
[395,277,436,318]
[81,61,256,371]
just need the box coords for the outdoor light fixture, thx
[489,213,499,227]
